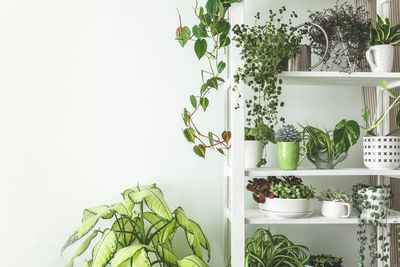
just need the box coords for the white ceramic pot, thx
[321,201,351,218]
[359,187,390,220]
[363,136,400,170]
[259,198,314,219]
[245,140,264,168]
[366,44,394,72]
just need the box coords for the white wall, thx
[0,0,369,266]
[0,0,225,266]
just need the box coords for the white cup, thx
[321,201,351,218]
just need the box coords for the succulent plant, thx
[275,124,301,142]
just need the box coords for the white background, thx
[0,0,368,266]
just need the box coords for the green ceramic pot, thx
[277,142,307,170]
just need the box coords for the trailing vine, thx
[176,0,239,158]
[352,184,392,267]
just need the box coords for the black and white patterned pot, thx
[363,136,400,170]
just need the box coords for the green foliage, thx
[177,0,238,158]
[369,14,400,46]
[245,124,276,167]
[308,1,370,72]
[317,188,349,202]
[308,254,343,267]
[244,228,310,267]
[270,182,315,199]
[275,124,301,142]
[300,119,360,164]
[232,7,306,127]
[352,184,392,267]
[61,184,211,267]
[362,80,400,136]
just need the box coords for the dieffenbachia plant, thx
[61,184,211,267]
[176,0,239,158]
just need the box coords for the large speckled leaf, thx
[62,215,102,254]
[67,230,99,267]
[175,208,210,260]
[177,255,208,267]
[110,245,154,267]
[158,218,178,244]
[117,249,151,267]
[83,206,114,222]
[127,188,172,220]
[111,217,138,248]
[92,229,118,267]
[333,119,360,154]
[142,212,168,230]
[111,197,134,218]
[122,184,157,198]
[156,245,179,265]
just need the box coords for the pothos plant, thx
[177,0,240,158]
[61,184,210,267]
[232,7,307,128]
[352,184,392,267]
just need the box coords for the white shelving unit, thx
[223,1,400,266]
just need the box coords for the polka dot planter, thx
[363,136,400,170]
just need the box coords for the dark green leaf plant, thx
[61,184,211,267]
[369,14,400,46]
[308,254,343,267]
[232,7,306,128]
[177,0,240,158]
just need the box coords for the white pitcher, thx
[366,44,394,72]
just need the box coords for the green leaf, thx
[111,197,134,218]
[194,39,207,59]
[158,218,178,244]
[156,245,179,265]
[193,24,208,38]
[333,119,360,154]
[111,217,137,247]
[176,208,210,260]
[127,188,172,220]
[200,98,209,111]
[214,20,230,35]
[200,83,208,94]
[206,77,218,89]
[183,128,196,143]
[219,33,230,47]
[143,212,168,230]
[92,229,118,267]
[206,0,217,16]
[217,62,226,73]
[62,215,102,254]
[177,26,191,47]
[222,131,231,144]
[199,14,212,26]
[190,95,197,108]
[208,132,214,147]
[182,108,189,126]
[177,255,208,267]
[67,230,99,267]
[82,260,92,267]
[193,145,206,158]
[110,245,154,267]
[83,206,114,222]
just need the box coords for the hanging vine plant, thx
[352,184,392,267]
[232,7,306,128]
[176,0,239,158]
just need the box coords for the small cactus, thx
[275,124,300,142]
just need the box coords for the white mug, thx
[321,201,351,218]
[365,44,394,72]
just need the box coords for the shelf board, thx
[245,167,400,177]
[279,71,400,89]
[245,209,400,225]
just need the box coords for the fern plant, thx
[61,184,210,267]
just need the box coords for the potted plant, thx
[366,14,400,72]
[244,228,310,267]
[61,184,211,267]
[306,254,343,267]
[352,184,392,266]
[275,124,307,170]
[308,1,370,72]
[300,119,360,169]
[362,80,400,169]
[246,176,315,219]
[244,124,275,168]
[317,188,351,218]
[233,7,306,129]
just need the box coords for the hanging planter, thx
[361,81,400,170]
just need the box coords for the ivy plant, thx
[177,0,240,158]
[232,7,306,128]
[352,184,392,267]
[61,184,210,267]
[308,254,343,267]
